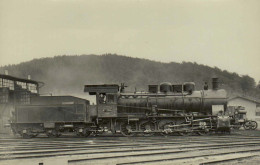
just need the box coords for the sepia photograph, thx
[0,0,260,164]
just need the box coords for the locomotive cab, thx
[84,84,119,118]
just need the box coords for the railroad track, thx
[1,134,260,165]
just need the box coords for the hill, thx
[0,54,259,99]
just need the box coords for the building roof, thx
[0,74,39,84]
[228,96,260,105]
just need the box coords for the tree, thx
[240,75,255,94]
[257,81,260,89]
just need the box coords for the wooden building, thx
[0,74,40,134]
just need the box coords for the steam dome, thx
[160,82,173,93]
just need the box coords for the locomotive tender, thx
[11,96,92,138]
[11,78,231,138]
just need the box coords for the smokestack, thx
[4,70,8,75]
[28,75,31,80]
[212,77,219,90]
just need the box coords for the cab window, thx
[107,94,115,103]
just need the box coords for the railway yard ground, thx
[1,130,260,165]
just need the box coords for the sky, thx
[0,0,260,82]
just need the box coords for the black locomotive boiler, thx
[11,78,231,138]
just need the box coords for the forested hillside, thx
[1,54,259,99]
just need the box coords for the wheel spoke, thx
[120,122,136,136]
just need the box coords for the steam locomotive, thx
[11,78,231,138]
